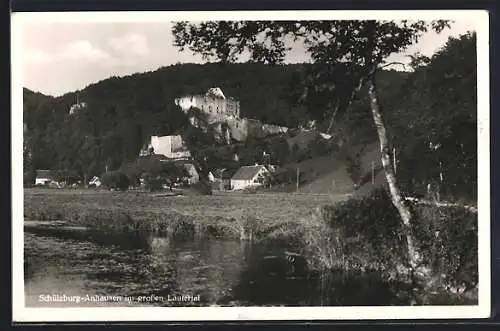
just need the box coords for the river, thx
[24,222,425,307]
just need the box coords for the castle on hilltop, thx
[175,87,287,142]
[174,87,241,124]
[141,87,287,160]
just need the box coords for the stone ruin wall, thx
[176,94,240,124]
[175,89,287,144]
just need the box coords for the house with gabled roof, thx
[230,165,270,191]
[210,168,237,191]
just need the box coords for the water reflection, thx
[25,224,415,307]
[24,226,251,306]
[141,236,250,305]
[229,242,413,306]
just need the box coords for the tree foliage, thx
[101,171,130,190]
[120,157,189,188]
[387,32,477,200]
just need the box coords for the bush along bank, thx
[296,188,478,304]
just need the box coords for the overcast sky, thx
[21,20,477,97]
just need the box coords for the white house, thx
[230,165,270,191]
[34,170,53,186]
[89,176,101,187]
[143,135,191,160]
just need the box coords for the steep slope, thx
[277,142,385,195]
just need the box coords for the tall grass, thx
[24,203,247,240]
[296,208,341,270]
[24,189,342,242]
[298,189,407,274]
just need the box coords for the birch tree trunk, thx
[326,98,340,134]
[366,77,421,272]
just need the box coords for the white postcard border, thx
[11,9,491,322]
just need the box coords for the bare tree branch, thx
[379,62,408,70]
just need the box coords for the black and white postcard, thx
[11,10,491,322]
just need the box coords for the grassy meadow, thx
[24,188,350,242]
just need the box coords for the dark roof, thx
[213,168,238,179]
[139,154,167,161]
[36,170,52,178]
[183,163,199,175]
[231,165,267,180]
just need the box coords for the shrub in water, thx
[317,188,407,272]
[306,187,478,292]
[411,204,478,292]
[101,171,130,191]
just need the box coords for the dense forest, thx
[23,32,477,201]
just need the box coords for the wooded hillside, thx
[23,32,477,201]
[22,62,402,173]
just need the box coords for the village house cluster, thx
[34,170,101,188]
[137,87,286,191]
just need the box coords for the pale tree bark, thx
[326,98,340,134]
[366,77,421,272]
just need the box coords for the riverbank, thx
[23,188,348,242]
[23,188,478,305]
